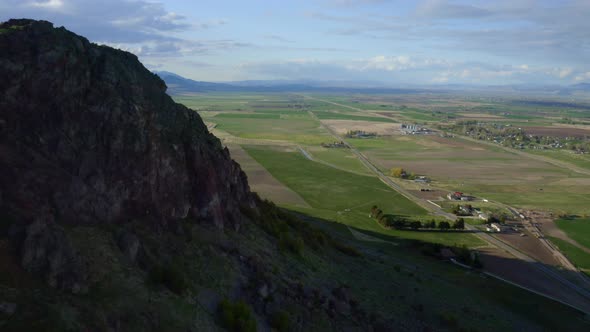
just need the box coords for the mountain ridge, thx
[155,70,590,95]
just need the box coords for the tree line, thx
[370,205,464,231]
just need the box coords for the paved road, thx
[305,95,590,312]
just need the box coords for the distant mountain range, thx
[154,71,437,94]
[155,70,590,96]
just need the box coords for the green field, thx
[313,110,396,122]
[547,236,590,273]
[528,149,590,171]
[555,217,590,249]
[244,145,484,247]
[349,135,590,214]
[174,91,590,231]
[307,147,373,175]
[167,92,590,328]
[245,146,423,214]
[213,116,331,145]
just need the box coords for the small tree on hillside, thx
[409,221,422,230]
[375,209,383,220]
[438,221,451,231]
[452,218,465,230]
[390,167,406,178]
[370,205,378,218]
[391,217,406,229]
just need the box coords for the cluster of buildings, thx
[401,124,433,135]
[447,191,475,201]
[414,176,431,183]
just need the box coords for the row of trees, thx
[370,206,465,231]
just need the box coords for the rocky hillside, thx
[0,19,254,228]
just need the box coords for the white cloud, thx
[558,68,573,79]
[574,72,590,82]
[237,55,590,85]
[28,0,64,9]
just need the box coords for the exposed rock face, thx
[18,220,84,292]
[0,19,254,231]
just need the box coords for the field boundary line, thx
[427,200,441,208]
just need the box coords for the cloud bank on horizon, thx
[1,0,589,85]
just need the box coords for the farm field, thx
[169,91,590,318]
[547,237,590,274]
[528,149,590,171]
[176,93,590,250]
[555,217,590,249]
[212,115,330,145]
[243,145,484,247]
[352,134,590,215]
[226,144,310,208]
[304,145,373,175]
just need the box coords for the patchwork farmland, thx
[175,92,590,316]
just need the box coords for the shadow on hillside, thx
[286,208,590,318]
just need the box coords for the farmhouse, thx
[447,191,463,200]
[477,212,489,220]
[459,205,473,214]
[447,191,476,201]
[486,223,502,233]
[414,176,431,183]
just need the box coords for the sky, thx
[1,0,590,86]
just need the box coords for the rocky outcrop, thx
[0,19,255,232]
[18,219,84,293]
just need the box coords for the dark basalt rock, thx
[0,19,255,230]
[0,18,255,290]
[18,219,85,293]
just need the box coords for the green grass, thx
[244,146,484,247]
[528,149,590,171]
[400,110,444,122]
[313,111,396,123]
[245,146,424,214]
[504,114,540,120]
[462,184,590,215]
[213,117,331,145]
[547,236,590,273]
[348,134,590,215]
[309,147,373,175]
[173,93,295,111]
[0,25,25,34]
[555,217,590,249]
[215,112,281,119]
